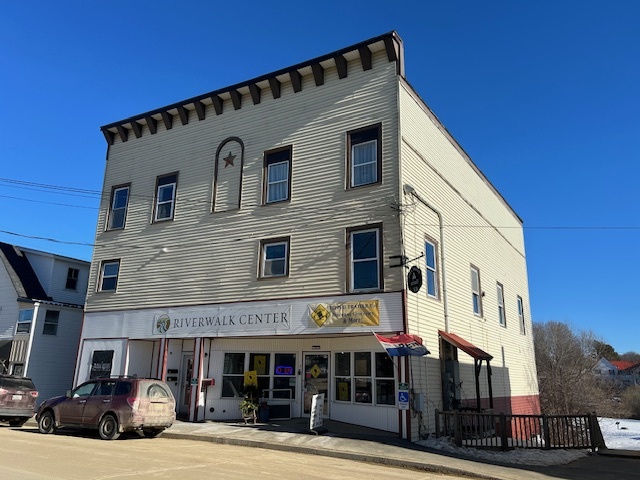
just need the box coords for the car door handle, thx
[78,400,87,404]
[102,399,111,403]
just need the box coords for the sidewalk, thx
[159,418,639,480]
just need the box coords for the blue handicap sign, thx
[399,392,409,403]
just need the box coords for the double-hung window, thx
[65,267,79,290]
[154,173,178,222]
[517,295,526,334]
[348,225,381,292]
[264,147,291,203]
[43,310,60,335]
[260,238,289,278]
[497,282,506,327]
[107,184,130,230]
[471,265,482,316]
[16,309,33,334]
[348,124,382,188]
[425,238,438,298]
[99,260,120,292]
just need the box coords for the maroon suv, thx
[36,377,176,440]
[0,374,38,427]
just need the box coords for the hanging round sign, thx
[407,266,422,293]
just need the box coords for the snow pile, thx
[598,417,640,450]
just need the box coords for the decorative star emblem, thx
[223,151,236,167]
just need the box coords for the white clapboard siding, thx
[87,50,404,312]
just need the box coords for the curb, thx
[161,432,502,480]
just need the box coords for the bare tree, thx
[533,321,622,415]
[619,351,640,363]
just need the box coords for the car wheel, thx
[143,428,164,438]
[98,414,120,440]
[9,418,28,427]
[38,411,56,434]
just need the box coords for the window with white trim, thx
[99,260,120,292]
[517,295,526,334]
[260,238,289,277]
[349,226,381,292]
[154,173,178,222]
[471,266,482,316]
[43,310,59,335]
[497,282,506,327]
[348,124,381,188]
[425,238,438,298]
[16,309,33,334]
[107,184,130,230]
[264,147,291,203]
[221,352,296,400]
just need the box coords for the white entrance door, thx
[303,352,329,416]
[178,354,193,417]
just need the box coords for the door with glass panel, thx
[303,353,329,415]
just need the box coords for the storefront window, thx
[354,352,372,404]
[249,353,271,397]
[273,353,296,399]
[222,353,245,397]
[335,352,351,402]
[375,352,395,405]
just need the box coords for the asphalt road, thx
[0,425,474,480]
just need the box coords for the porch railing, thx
[435,409,606,451]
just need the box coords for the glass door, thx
[303,353,329,416]
[179,354,193,417]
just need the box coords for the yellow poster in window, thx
[338,382,349,401]
[254,355,266,375]
[308,300,379,327]
[243,370,257,388]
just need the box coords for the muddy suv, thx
[0,374,38,427]
[36,377,176,440]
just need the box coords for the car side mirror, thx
[66,390,72,398]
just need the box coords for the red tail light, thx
[30,391,39,398]
[127,397,140,409]
[0,388,7,395]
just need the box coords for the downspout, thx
[402,184,450,333]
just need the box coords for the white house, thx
[81,31,539,441]
[0,242,90,401]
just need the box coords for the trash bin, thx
[258,403,270,423]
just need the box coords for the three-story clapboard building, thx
[80,31,539,441]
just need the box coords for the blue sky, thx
[1,1,638,354]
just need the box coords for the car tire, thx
[9,418,28,427]
[98,414,120,440]
[38,411,56,434]
[142,428,164,438]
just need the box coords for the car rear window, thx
[0,377,36,390]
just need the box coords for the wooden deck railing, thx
[434,410,606,451]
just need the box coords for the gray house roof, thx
[0,242,51,302]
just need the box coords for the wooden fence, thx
[435,410,606,451]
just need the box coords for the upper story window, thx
[264,147,292,204]
[16,309,33,334]
[471,265,482,316]
[425,238,439,298]
[99,260,120,292]
[347,124,382,188]
[497,282,506,327]
[43,310,60,336]
[107,184,130,230]
[154,173,178,222]
[259,237,289,278]
[517,295,526,334]
[65,267,79,290]
[348,225,382,292]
